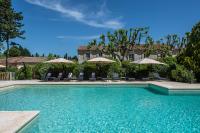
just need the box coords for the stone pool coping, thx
[0,111,39,133]
[0,80,200,132]
[0,80,200,91]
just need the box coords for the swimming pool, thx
[0,85,200,132]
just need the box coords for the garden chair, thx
[153,73,167,80]
[89,72,96,81]
[112,73,120,80]
[56,73,63,81]
[45,73,56,81]
[64,73,73,81]
[78,72,84,81]
[127,77,136,81]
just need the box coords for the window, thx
[129,54,134,61]
[86,53,90,59]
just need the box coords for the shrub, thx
[122,61,151,79]
[170,65,195,83]
[153,65,169,78]
[82,63,96,79]
[33,63,77,80]
[16,65,33,80]
[135,65,149,78]
[122,61,136,77]
[81,62,114,79]
[108,62,122,77]
[73,64,83,77]
[32,63,51,79]
[160,56,177,66]
[5,66,18,73]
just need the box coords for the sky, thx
[13,0,200,56]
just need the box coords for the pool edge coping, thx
[0,111,39,133]
[1,81,200,92]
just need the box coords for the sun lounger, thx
[127,77,135,81]
[45,73,56,81]
[153,73,167,80]
[89,72,96,81]
[64,73,73,81]
[78,72,84,81]
[101,76,110,81]
[142,77,150,81]
[56,73,63,81]
[112,73,120,80]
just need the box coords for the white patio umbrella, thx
[0,65,6,68]
[131,58,166,65]
[88,57,116,78]
[45,58,74,64]
[131,58,166,77]
[88,57,115,64]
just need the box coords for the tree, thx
[144,36,154,57]
[165,34,181,49]
[0,42,4,54]
[19,45,31,56]
[47,53,54,60]
[87,39,98,49]
[0,0,25,69]
[89,27,149,62]
[64,52,68,59]
[99,34,106,46]
[178,21,200,82]
[35,53,39,57]
[71,56,78,61]
[7,45,21,57]
[4,44,31,57]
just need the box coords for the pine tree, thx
[0,0,25,69]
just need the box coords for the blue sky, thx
[13,0,200,56]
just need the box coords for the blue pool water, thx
[0,85,200,132]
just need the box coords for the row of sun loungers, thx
[45,72,166,81]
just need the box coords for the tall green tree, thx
[178,21,200,82]
[64,52,68,59]
[0,0,25,69]
[35,52,39,57]
[4,44,31,57]
[7,45,21,57]
[19,45,31,56]
[99,34,106,46]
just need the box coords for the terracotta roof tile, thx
[0,56,47,65]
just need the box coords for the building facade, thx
[0,56,47,69]
[77,45,179,64]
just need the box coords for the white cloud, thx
[25,0,124,29]
[56,35,99,40]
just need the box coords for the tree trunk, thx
[23,62,27,79]
[6,39,9,71]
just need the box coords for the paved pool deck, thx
[0,80,200,132]
[0,111,39,133]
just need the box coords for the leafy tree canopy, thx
[177,21,200,81]
[0,0,25,69]
[4,44,31,57]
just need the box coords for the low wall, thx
[0,72,15,80]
